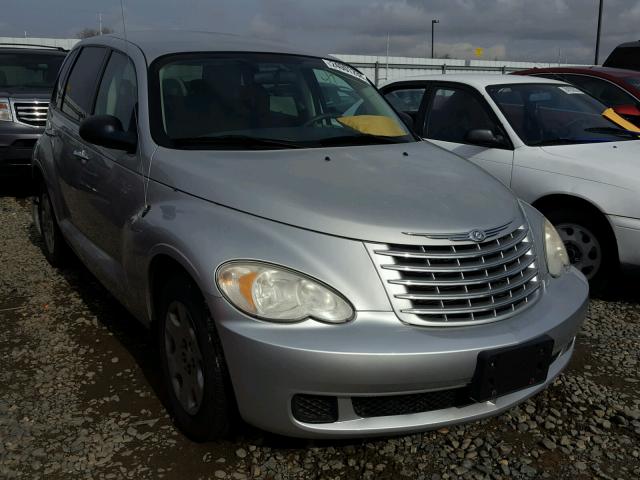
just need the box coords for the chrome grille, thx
[369,225,540,326]
[13,101,49,127]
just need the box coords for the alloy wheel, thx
[164,301,205,415]
[556,222,602,280]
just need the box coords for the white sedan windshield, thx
[487,83,638,146]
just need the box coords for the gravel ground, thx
[1,190,639,480]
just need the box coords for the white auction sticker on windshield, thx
[323,59,368,83]
[559,86,584,94]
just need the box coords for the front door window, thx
[425,87,500,144]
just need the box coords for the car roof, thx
[0,46,67,55]
[81,30,323,63]
[381,74,564,89]
[611,40,640,49]
[516,65,640,79]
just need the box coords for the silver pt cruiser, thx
[32,31,588,440]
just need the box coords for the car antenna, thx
[120,0,153,219]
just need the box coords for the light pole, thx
[594,0,603,64]
[431,19,440,58]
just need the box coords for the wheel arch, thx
[532,193,619,261]
[32,161,45,185]
[147,250,209,328]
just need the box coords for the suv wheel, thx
[546,209,617,295]
[35,187,68,267]
[158,274,232,441]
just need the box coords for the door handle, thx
[73,149,90,162]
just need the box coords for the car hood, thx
[151,141,522,244]
[0,91,51,101]
[540,140,640,191]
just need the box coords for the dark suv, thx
[0,45,67,177]
[603,41,640,72]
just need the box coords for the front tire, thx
[157,274,232,441]
[546,209,617,295]
[35,187,68,268]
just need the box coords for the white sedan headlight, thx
[544,219,570,277]
[216,261,354,323]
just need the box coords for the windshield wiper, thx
[317,134,405,147]
[584,126,639,138]
[171,135,306,149]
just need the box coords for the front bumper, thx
[211,269,588,438]
[0,131,41,176]
[609,215,640,267]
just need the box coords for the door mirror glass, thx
[79,114,137,153]
[465,129,504,147]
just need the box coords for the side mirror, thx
[613,104,640,118]
[465,129,505,148]
[79,115,137,153]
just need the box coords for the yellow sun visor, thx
[337,115,407,137]
[602,107,640,133]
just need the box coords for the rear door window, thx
[384,88,426,116]
[61,46,107,122]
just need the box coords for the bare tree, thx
[76,27,114,39]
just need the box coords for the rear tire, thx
[157,274,233,441]
[35,186,68,268]
[546,208,617,295]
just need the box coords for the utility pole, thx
[385,32,390,81]
[431,19,440,58]
[98,12,103,35]
[594,0,603,64]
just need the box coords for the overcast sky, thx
[2,0,638,63]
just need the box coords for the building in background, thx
[1,37,585,86]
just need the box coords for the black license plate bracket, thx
[470,335,554,402]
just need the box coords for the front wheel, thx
[157,275,233,441]
[35,187,68,268]
[546,209,617,295]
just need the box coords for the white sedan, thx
[381,74,640,293]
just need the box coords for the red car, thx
[515,66,640,126]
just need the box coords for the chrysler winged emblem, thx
[469,229,487,242]
[402,221,512,241]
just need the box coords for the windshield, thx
[487,83,638,146]
[0,52,65,90]
[150,53,413,149]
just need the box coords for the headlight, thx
[216,261,354,323]
[0,98,12,122]
[544,219,570,277]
